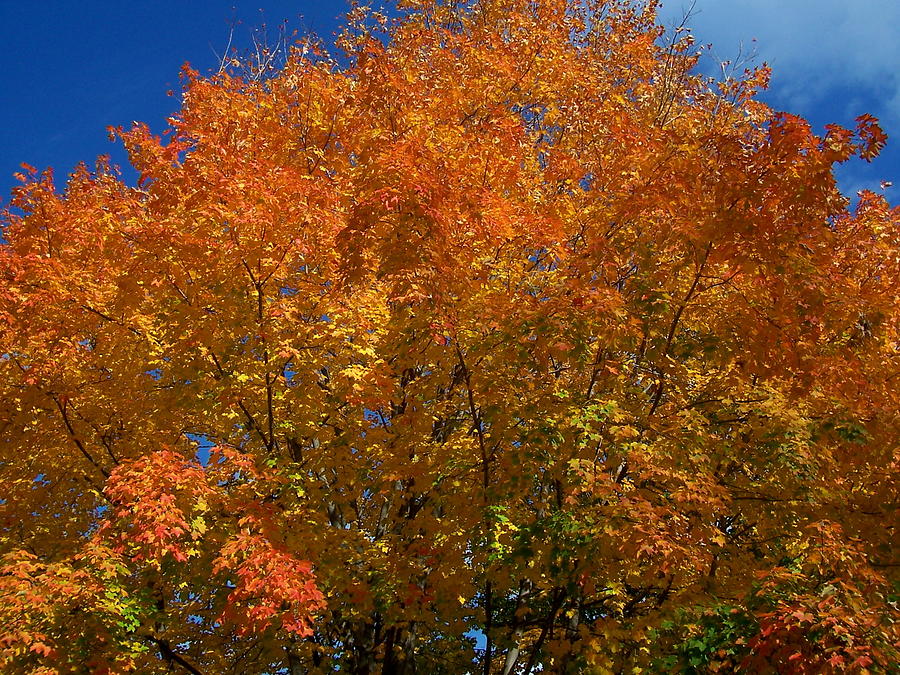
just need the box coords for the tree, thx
[1,0,897,672]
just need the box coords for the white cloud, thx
[660,0,900,130]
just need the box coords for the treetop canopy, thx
[1,1,897,673]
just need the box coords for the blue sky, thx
[0,1,344,201]
[1,1,896,204]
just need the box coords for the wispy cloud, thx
[663,1,900,124]
[660,0,899,193]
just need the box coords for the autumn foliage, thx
[1,0,898,672]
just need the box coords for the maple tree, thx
[1,0,898,672]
